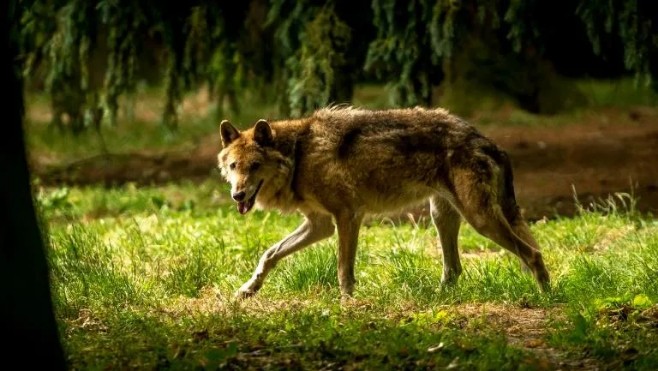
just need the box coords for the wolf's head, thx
[217,119,289,214]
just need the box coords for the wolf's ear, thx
[220,120,240,147]
[253,119,273,147]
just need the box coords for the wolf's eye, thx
[229,162,236,170]
[250,162,261,172]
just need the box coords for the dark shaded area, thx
[19,0,658,133]
[536,0,626,79]
[336,127,362,159]
[0,1,66,367]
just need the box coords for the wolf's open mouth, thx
[237,180,263,215]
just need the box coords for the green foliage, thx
[365,0,436,107]
[37,186,72,211]
[99,0,143,127]
[17,0,658,132]
[577,0,657,87]
[19,1,254,132]
[22,0,98,132]
[266,0,359,117]
[287,6,351,116]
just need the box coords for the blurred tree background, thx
[17,0,658,134]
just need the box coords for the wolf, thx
[217,106,550,298]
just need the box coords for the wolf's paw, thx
[234,280,261,300]
[234,288,257,300]
[439,275,460,291]
[339,294,357,306]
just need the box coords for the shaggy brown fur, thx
[217,106,550,298]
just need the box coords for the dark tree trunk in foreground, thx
[0,1,66,367]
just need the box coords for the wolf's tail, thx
[500,151,517,202]
[497,149,522,224]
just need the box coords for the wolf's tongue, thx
[238,197,255,214]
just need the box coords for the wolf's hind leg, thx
[235,213,335,299]
[453,173,550,291]
[505,207,542,274]
[429,196,462,287]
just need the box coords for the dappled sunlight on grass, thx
[42,183,658,369]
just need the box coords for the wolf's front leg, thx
[235,213,335,299]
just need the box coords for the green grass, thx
[575,78,658,108]
[38,181,658,369]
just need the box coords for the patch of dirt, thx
[31,106,658,221]
[455,303,601,370]
[482,107,658,220]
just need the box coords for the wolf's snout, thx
[232,191,246,202]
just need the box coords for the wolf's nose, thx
[232,191,246,202]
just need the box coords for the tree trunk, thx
[0,1,66,368]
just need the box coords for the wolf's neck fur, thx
[254,120,307,213]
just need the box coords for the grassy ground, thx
[38,181,658,370]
